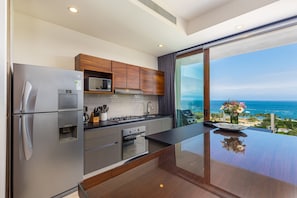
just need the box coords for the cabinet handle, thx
[85,141,119,152]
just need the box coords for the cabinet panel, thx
[146,117,173,135]
[140,68,154,94]
[84,117,172,174]
[85,145,120,174]
[155,71,165,95]
[127,64,140,89]
[75,54,164,95]
[75,54,111,73]
[112,62,140,89]
[112,61,127,89]
[75,54,113,94]
[140,68,165,95]
[84,127,121,174]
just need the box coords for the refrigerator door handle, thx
[21,115,33,160]
[21,81,32,113]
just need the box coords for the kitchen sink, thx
[144,114,163,119]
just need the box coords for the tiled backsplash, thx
[84,94,159,118]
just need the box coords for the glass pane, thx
[175,53,204,127]
[209,24,297,136]
[175,134,204,178]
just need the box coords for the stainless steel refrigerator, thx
[11,63,84,198]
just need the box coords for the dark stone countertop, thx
[84,114,172,130]
[84,120,119,130]
[145,122,213,145]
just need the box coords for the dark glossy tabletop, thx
[176,128,297,197]
[80,126,297,198]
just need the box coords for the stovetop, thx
[84,114,171,130]
[108,116,145,123]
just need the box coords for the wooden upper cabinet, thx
[140,68,154,94]
[155,70,165,95]
[75,54,111,73]
[111,61,127,89]
[75,54,113,94]
[112,62,140,89]
[140,68,164,95]
[75,53,164,95]
[127,65,140,89]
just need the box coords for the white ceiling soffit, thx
[13,0,297,56]
[156,0,278,35]
[210,24,297,61]
[137,0,177,25]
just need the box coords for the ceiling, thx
[13,0,297,57]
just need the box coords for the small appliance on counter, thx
[90,105,109,122]
[83,106,90,124]
[99,104,109,121]
[90,107,100,123]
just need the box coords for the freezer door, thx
[12,63,83,114]
[12,111,83,198]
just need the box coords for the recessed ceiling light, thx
[68,6,79,13]
[236,25,244,30]
[158,44,164,48]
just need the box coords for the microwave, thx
[85,77,112,91]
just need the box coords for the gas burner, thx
[109,116,145,123]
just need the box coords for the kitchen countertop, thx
[83,120,118,129]
[145,122,213,145]
[79,123,297,198]
[84,114,172,130]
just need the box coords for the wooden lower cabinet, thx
[140,68,165,95]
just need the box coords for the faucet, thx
[146,101,153,115]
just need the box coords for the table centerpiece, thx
[220,100,246,124]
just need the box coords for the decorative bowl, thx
[213,123,248,132]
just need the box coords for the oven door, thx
[122,131,148,160]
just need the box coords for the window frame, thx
[175,48,210,122]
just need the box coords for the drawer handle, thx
[85,141,119,152]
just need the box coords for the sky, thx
[180,62,203,100]
[210,42,297,101]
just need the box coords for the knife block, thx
[90,112,99,123]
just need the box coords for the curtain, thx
[158,52,177,127]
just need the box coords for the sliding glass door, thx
[175,49,209,127]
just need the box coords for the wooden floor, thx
[82,159,218,198]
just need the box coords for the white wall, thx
[12,11,160,119]
[12,12,158,70]
[84,94,158,119]
[0,0,8,197]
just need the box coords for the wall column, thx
[0,0,9,197]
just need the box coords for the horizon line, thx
[181,98,297,102]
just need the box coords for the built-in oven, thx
[122,126,148,160]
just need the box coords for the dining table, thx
[78,123,297,198]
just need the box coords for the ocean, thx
[181,100,297,119]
